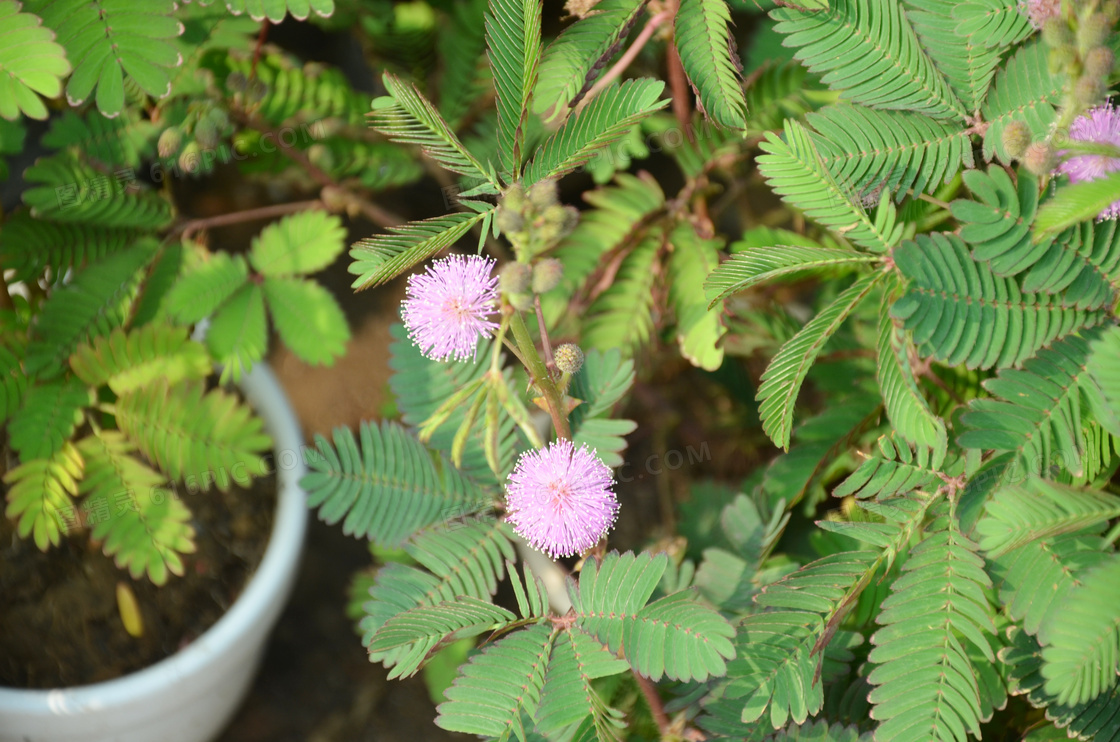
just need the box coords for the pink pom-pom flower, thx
[505,439,619,559]
[401,254,500,361]
[1056,103,1120,221]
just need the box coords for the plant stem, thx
[533,296,554,370]
[176,199,325,241]
[633,670,672,737]
[577,9,673,112]
[508,310,570,441]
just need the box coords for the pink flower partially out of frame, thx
[401,254,500,362]
[505,439,619,559]
[1056,103,1120,221]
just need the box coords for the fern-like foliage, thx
[905,0,1003,111]
[809,105,974,201]
[876,291,948,457]
[0,1,71,120]
[3,441,83,550]
[771,0,965,120]
[533,0,647,114]
[301,420,494,546]
[0,340,28,426]
[436,622,554,739]
[866,503,997,742]
[757,121,904,254]
[76,429,196,585]
[1038,554,1120,706]
[569,551,736,682]
[217,0,334,23]
[757,271,886,451]
[954,169,1120,309]
[890,233,1109,370]
[485,0,541,176]
[438,0,489,128]
[1001,626,1120,742]
[367,596,516,679]
[674,0,748,129]
[581,230,660,356]
[704,244,879,308]
[958,331,1108,481]
[668,222,727,370]
[22,152,172,227]
[535,626,629,741]
[70,325,210,395]
[388,323,521,485]
[979,39,1064,163]
[976,477,1120,560]
[349,210,490,290]
[112,379,272,492]
[568,349,636,467]
[7,376,90,462]
[360,520,516,648]
[521,78,668,185]
[29,0,184,117]
[42,109,156,168]
[0,211,141,282]
[369,72,499,189]
[832,434,944,501]
[24,242,155,377]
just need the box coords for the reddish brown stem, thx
[633,670,671,736]
[251,21,270,78]
[177,199,325,241]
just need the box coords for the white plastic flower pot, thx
[0,363,308,742]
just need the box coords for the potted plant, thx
[292,0,1120,740]
[0,1,416,739]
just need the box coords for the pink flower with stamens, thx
[1056,103,1120,221]
[1018,0,1059,28]
[505,440,619,559]
[402,254,499,361]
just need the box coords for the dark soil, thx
[0,470,275,689]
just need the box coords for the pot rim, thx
[0,362,308,712]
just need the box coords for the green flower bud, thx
[226,71,248,93]
[1073,73,1105,107]
[1022,141,1056,176]
[501,182,525,213]
[246,78,269,105]
[495,204,525,235]
[508,291,533,311]
[1084,46,1115,79]
[528,179,560,210]
[157,126,183,159]
[500,261,532,295]
[554,344,584,375]
[194,116,219,149]
[1042,17,1074,50]
[1001,121,1033,159]
[531,258,563,294]
[1077,15,1110,50]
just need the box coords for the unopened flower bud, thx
[227,71,248,93]
[1078,15,1110,49]
[528,179,560,209]
[1049,45,1079,75]
[157,126,182,158]
[500,261,532,294]
[1042,17,1073,49]
[1002,121,1033,159]
[1022,141,1056,175]
[501,183,525,213]
[495,204,525,235]
[194,117,219,149]
[1084,46,1115,79]
[1074,74,1106,106]
[246,78,268,105]
[554,343,584,374]
[320,185,349,213]
[531,258,563,293]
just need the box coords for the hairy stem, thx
[578,9,673,112]
[633,670,672,736]
[508,310,571,441]
[176,199,325,241]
